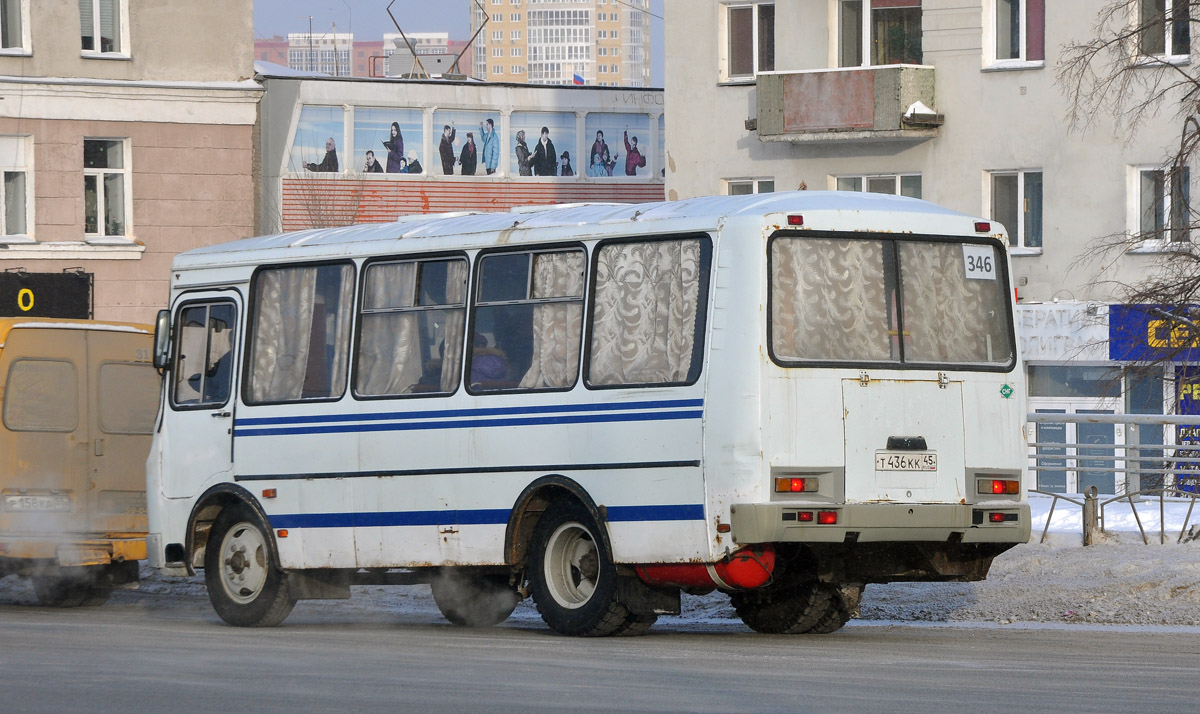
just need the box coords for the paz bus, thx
[0,318,159,605]
[146,191,1030,635]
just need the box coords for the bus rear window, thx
[769,235,1014,369]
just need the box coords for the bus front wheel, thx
[204,502,296,627]
[529,499,631,637]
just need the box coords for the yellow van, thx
[0,318,159,606]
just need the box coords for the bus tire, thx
[431,570,521,627]
[806,584,851,634]
[730,581,834,635]
[204,502,296,627]
[529,498,630,637]
[612,611,658,636]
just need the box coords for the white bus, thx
[147,191,1030,635]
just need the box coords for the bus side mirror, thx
[153,309,171,371]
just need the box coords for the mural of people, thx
[586,151,607,177]
[460,132,478,176]
[406,149,423,174]
[364,150,384,173]
[602,147,616,177]
[623,130,646,176]
[398,157,408,172]
[532,126,557,176]
[304,137,339,173]
[514,130,532,176]
[480,118,500,175]
[383,122,404,173]
[589,130,608,168]
[439,124,457,175]
[560,151,574,177]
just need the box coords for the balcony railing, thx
[754,65,939,143]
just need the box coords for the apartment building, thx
[665,1,1194,495]
[471,0,652,86]
[0,0,259,323]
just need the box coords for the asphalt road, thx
[0,591,1197,714]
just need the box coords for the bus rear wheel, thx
[204,502,296,627]
[529,499,631,637]
[431,569,521,627]
[731,581,849,635]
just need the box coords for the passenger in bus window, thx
[470,333,509,385]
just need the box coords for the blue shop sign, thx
[1109,304,1200,362]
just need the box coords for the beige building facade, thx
[0,0,259,323]
[664,0,1195,495]
[471,0,652,86]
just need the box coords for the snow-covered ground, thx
[3,492,1199,628]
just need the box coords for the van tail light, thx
[775,477,818,493]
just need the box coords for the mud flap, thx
[617,575,680,615]
[287,570,352,600]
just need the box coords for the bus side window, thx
[469,248,585,393]
[172,302,237,408]
[587,237,711,388]
[356,257,468,397]
[246,263,354,404]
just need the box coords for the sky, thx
[253,0,666,86]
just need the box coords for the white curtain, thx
[589,239,701,385]
[519,251,584,389]
[770,238,891,362]
[250,267,317,402]
[439,261,468,391]
[326,266,355,396]
[356,262,422,395]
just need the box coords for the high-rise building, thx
[471,0,651,87]
[287,32,354,77]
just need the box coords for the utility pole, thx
[307,15,314,72]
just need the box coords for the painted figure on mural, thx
[304,137,339,173]
[364,150,384,173]
[460,132,478,176]
[560,151,574,177]
[587,151,607,178]
[532,126,557,177]
[623,130,646,176]
[439,123,457,175]
[514,130,532,176]
[406,149,423,174]
[589,130,608,170]
[383,122,405,173]
[480,118,499,175]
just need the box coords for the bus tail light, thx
[818,510,838,525]
[787,214,804,226]
[775,477,818,493]
[978,479,1020,495]
[975,221,991,233]
[635,544,776,591]
[988,512,1019,523]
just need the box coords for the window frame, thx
[838,0,923,68]
[79,0,130,58]
[243,260,358,406]
[0,134,32,244]
[835,173,922,198]
[583,233,714,390]
[720,2,775,83]
[987,168,1043,254]
[2,358,79,432]
[766,230,1018,373]
[1130,164,1191,250]
[169,298,240,412]
[725,178,775,195]
[82,137,132,244]
[1138,0,1191,60]
[984,0,1046,69]
[0,0,30,54]
[351,252,470,401]
[465,243,588,396]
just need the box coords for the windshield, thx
[769,234,1015,370]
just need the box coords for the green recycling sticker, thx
[1000,383,1014,399]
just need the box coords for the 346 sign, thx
[0,272,91,318]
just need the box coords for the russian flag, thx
[573,73,584,85]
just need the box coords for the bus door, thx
[86,330,158,534]
[162,296,241,498]
[0,328,88,537]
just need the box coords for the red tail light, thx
[818,511,838,525]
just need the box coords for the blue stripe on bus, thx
[235,398,704,427]
[267,503,704,530]
[234,408,703,438]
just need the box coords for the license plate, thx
[875,452,937,471]
[4,494,71,512]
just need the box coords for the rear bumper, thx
[0,535,147,566]
[729,502,1030,545]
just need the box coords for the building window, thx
[1139,0,1190,57]
[83,139,128,240]
[492,13,503,22]
[510,13,521,21]
[493,64,504,74]
[0,0,25,51]
[1133,166,1190,245]
[724,3,775,81]
[0,135,30,241]
[726,178,775,195]
[79,0,123,54]
[839,0,921,67]
[493,47,504,57]
[511,30,521,40]
[990,170,1043,250]
[511,47,522,56]
[991,0,1045,64]
[492,30,503,41]
[837,173,922,198]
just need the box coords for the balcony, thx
[754,65,940,144]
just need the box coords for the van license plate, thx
[4,495,71,512]
[875,452,937,471]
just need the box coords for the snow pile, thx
[3,493,1199,627]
